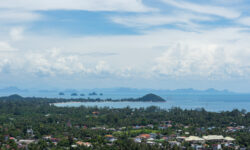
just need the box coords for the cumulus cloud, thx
[150,28,250,79]
[0,47,135,78]
[1,27,250,81]
[152,43,247,79]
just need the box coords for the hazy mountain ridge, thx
[0,87,29,93]
[0,86,237,95]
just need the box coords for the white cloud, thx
[0,10,42,23]
[0,0,155,12]
[111,13,214,28]
[152,43,245,79]
[1,27,250,80]
[150,28,250,79]
[1,24,250,81]
[237,17,250,26]
[0,42,16,51]
[10,27,24,41]
[0,47,134,78]
[161,0,241,19]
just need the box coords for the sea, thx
[54,94,250,112]
[3,91,249,112]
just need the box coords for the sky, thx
[0,0,250,92]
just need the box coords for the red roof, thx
[105,135,113,138]
[139,134,150,139]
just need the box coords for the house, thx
[27,129,34,136]
[82,125,88,129]
[43,135,52,140]
[71,144,77,148]
[17,139,36,146]
[146,141,155,145]
[185,136,205,143]
[212,144,222,150]
[138,134,151,139]
[76,141,92,147]
[82,142,92,147]
[9,137,16,142]
[147,138,155,141]
[92,111,99,115]
[149,133,157,139]
[105,135,117,142]
[161,136,168,141]
[168,141,181,147]
[202,135,224,141]
[176,136,186,142]
[107,128,116,131]
[191,144,203,150]
[134,137,141,143]
[4,135,9,141]
[224,137,235,142]
[147,124,154,129]
[50,138,60,143]
[133,125,145,129]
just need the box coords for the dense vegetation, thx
[0,95,249,149]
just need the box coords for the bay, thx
[54,94,250,112]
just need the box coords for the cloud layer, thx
[0,0,250,90]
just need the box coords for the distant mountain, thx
[113,88,233,95]
[114,87,138,92]
[0,87,28,93]
[63,89,78,93]
[173,88,196,93]
[171,88,232,94]
[0,87,235,97]
[38,89,58,93]
[137,94,166,102]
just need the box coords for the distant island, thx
[1,94,166,103]
[89,92,98,96]
[58,92,64,96]
[137,93,165,102]
[71,93,78,96]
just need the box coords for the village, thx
[2,120,248,150]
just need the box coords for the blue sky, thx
[1,0,250,92]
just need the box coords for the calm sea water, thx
[1,91,250,112]
[53,94,250,112]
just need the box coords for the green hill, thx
[137,93,166,102]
